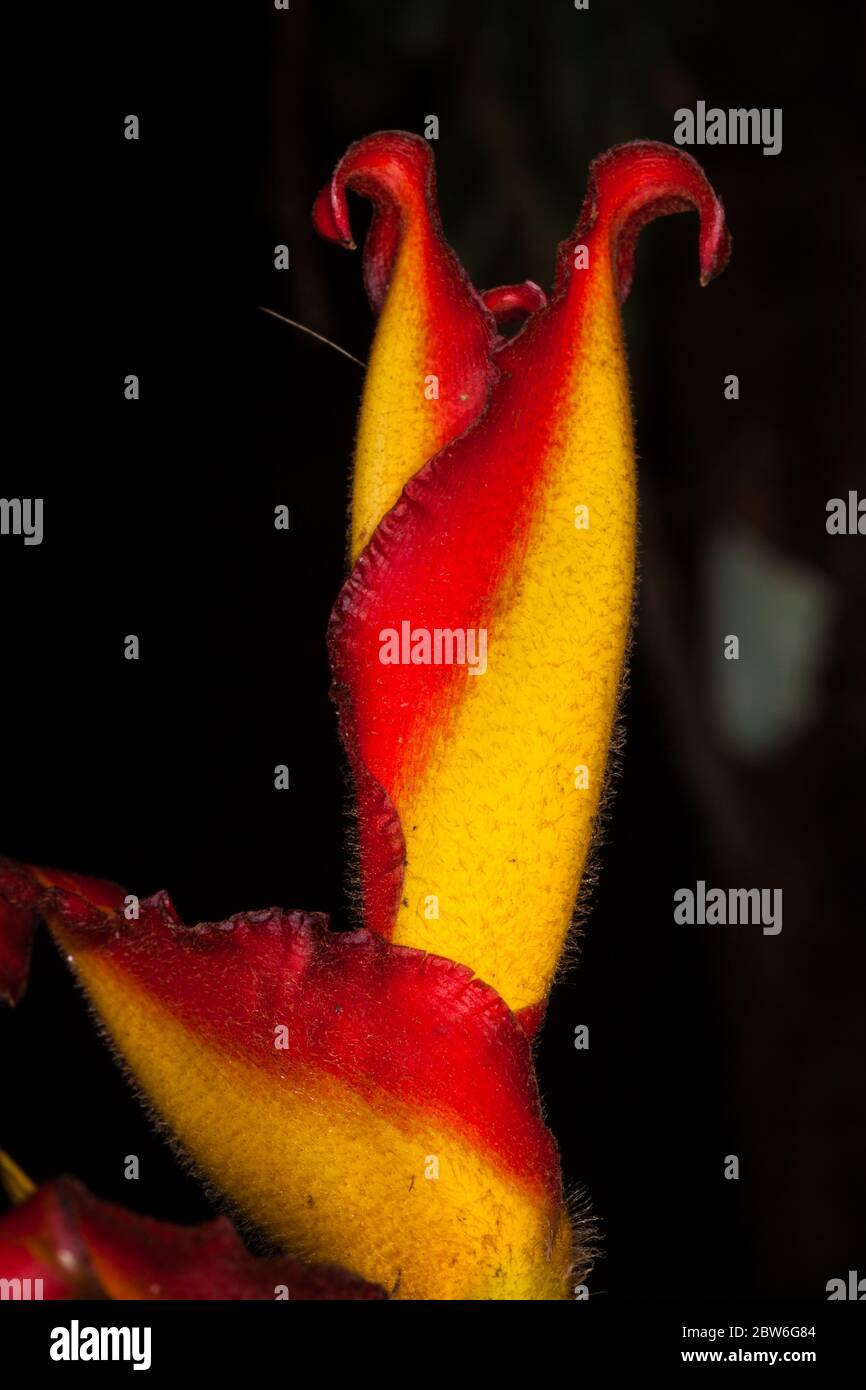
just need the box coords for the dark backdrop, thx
[2,0,864,1300]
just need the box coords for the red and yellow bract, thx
[0,133,729,1300]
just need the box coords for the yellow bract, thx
[60,932,572,1301]
[386,262,635,1014]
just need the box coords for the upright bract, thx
[313,132,500,562]
[328,138,730,1024]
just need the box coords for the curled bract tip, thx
[562,138,731,302]
[312,131,439,311]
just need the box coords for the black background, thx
[2,0,864,1301]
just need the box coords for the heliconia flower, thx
[1,135,729,1302]
[326,138,730,1029]
[0,1156,386,1300]
[0,860,573,1300]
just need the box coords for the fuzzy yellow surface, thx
[351,231,454,561]
[390,260,635,1014]
[61,940,573,1300]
